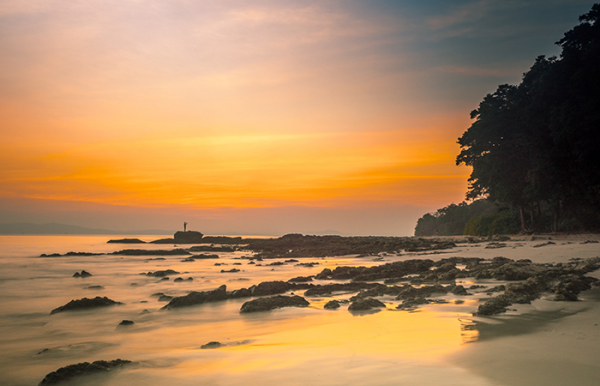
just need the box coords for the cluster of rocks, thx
[38,359,132,385]
[244,234,456,259]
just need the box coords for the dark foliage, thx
[456,4,600,232]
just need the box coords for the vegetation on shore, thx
[417,4,600,236]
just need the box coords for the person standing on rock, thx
[184,222,188,232]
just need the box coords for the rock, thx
[189,245,235,252]
[251,281,292,296]
[118,320,134,326]
[114,249,190,256]
[288,276,313,283]
[174,277,184,282]
[533,241,556,248]
[158,295,173,302]
[107,238,146,244]
[38,359,132,385]
[486,242,507,249]
[582,240,599,244]
[181,257,196,262]
[474,295,512,315]
[173,230,204,244]
[451,285,468,296]
[240,295,310,313]
[221,268,241,273]
[50,297,123,315]
[397,297,429,310]
[200,341,222,349]
[324,300,341,309]
[160,277,169,281]
[229,288,253,298]
[192,254,220,259]
[73,270,92,278]
[162,285,228,310]
[348,298,386,311]
[85,285,104,290]
[145,269,179,277]
[140,309,150,315]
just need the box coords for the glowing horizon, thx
[0,0,592,235]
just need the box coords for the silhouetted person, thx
[184,222,188,232]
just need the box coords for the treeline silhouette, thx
[418,4,600,236]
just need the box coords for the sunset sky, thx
[0,0,594,235]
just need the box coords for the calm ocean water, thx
[0,235,490,386]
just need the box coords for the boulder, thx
[50,297,123,315]
[38,359,132,385]
[348,298,386,311]
[251,281,292,296]
[324,300,341,310]
[240,295,310,313]
[117,320,134,327]
[162,285,228,310]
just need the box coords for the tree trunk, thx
[520,207,526,232]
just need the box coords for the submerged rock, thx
[240,295,310,313]
[50,297,123,315]
[162,285,228,310]
[348,298,386,311]
[144,269,179,277]
[200,341,222,349]
[38,359,132,385]
[72,270,92,278]
[117,320,134,327]
[324,300,341,310]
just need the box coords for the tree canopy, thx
[456,4,600,232]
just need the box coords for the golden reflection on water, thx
[177,308,479,377]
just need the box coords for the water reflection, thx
[0,235,486,386]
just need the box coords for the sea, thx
[0,235,495,386]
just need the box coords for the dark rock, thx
[582,240,599,244]
[451,285,468,296]
[251,281,292,296]
[288,276,313,283]
[285,259,299,263]
[174,277,184,282]
[160,277,169,281]
[192,254,220,259]
[348,298,386,311]
[73,270,92,278]
[267,261,285,266]
[240,295,310,313]
[107,238,146,244]
[50,297,123,315]
[475,295,513,315]
[173,230,204,244]
[486,242,507,249]
[162,285,228,310]
[85,285,104,290]
[114,249,190,256]
[118,320,134,326]
[140,309,150,315]
[397,297,429,310]
[221,268,241,273]
[533,241,556,248]
[324,300,341,309]
[229,288,253,298]
[145,269,179,277]
[189,245,235,252]
[158,295,173,302]
[200,341,222,349]
[38,359,132,385]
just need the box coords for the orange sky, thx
[0,1,588,235]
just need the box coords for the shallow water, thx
[0,235,518,385]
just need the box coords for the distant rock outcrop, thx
[107,238,146,244]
